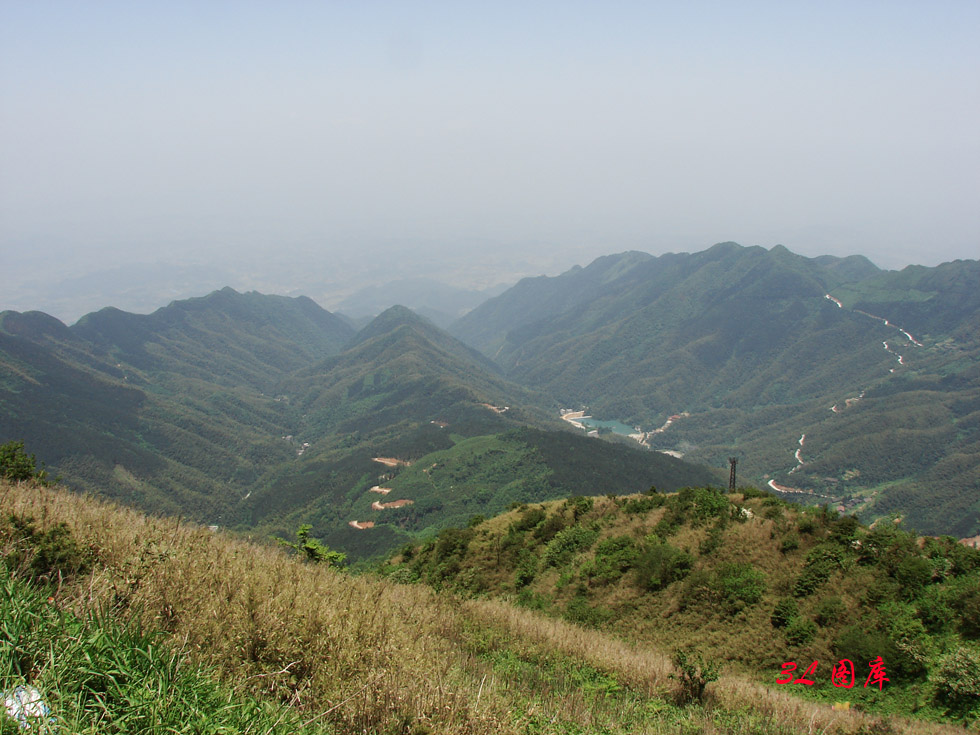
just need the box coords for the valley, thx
[1,242,978,559]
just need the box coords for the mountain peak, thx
[350,305,439,346]
[0,310,73,341]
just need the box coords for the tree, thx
[277,525,346,566]
[0,441,50,484]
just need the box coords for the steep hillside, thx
[0,289,354,521]
[4,479,974,733]
[2,295,721,561]
[244,308,720,558]
[450,244,980,537]
[386,486,980,724]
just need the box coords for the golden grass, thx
[1,481,968,735]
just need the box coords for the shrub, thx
[0,441,50,484]
[698,520,726,555]
[277,525,346,566]
[1,514,92,583]
[771,597,798,628]
[763,505,784,521]
[834,625,923,681]
[686,488,729,524]
[797,516,816,534]
[565,495,594,520]
[953,581,980,639]
[716,562,767,613]
[532,512,567,543]
[590,536,639,585]
[784,618,817,647]
[671,649,719,705]
[622,494,665,515]
[780,534,800,553]
[829,515,861,546]
[542,526,598,568]
[512,507,546,533]
[893,556,932,600]
[514,552,538,589]
[932,647,980,716]
[563,591,612,628]
[793,544,843,597]
[635,539,693,591]
[814,596,845,627]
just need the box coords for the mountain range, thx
[450,243,980,538]
[0,287,716,559]
[1,242,977,553]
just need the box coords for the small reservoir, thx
[575,417,639,436]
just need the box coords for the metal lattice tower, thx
[728,457,738,492]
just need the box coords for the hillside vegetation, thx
[2,479,974,734]
[1,296,719,561]
[385,486,980,725]
[450,244,980,537]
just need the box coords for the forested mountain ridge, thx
[1,291,719,559]
[450,244,980,537]
[0,288,356,522]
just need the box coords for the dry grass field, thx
[1,480,970,734]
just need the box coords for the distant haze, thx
[2,2,978,322]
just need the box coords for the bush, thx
[635,539,693,591]
[1,514,92,583]
[542,526,598,568]
[893,556,933,600]
[771,597,798,628]
[0,441,50,484]
[514,552,538,589]
[829,515,861,545]
[717,562,767,613]
[793,544,843,597]
[834,625,924,681]
[932,647,980,716]
[565,495,594,520]
[814,596,845,627]
[512,507,546,533]
[671,649,719,705]
[953,581,980,639]
[563,591,612,628]
[699,519,726,555]
[590,536,639,585]
[277,525,346,566]
[780,534,800,553]
[622,494,665,515]
[692,488,729,523]
[784,617,817,647]
[532,512,567,543]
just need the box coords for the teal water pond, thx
[575,417,639,436]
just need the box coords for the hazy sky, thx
[2,0,978,308]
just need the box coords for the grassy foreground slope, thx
[3,480,970,734]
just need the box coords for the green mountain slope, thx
[2,295,720,561]
[385,487,980,724]
[243,306,720,558]
[0,289,355,521]
[449,244,980,537]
